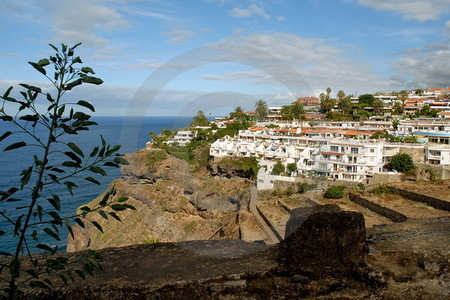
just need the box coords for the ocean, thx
[0,116,193,254]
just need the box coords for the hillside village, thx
[148,87,450,188]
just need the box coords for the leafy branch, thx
[0,43,134,298]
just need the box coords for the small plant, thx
[142,237,160,244]
[357,183,366,193]
[369,185,393,195]
[425,168,437,182]
[147,149,167,166]
[296,182,317,193]
[286,163,297,176]
[324,185,347,199]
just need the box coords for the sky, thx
[1,0,450,116]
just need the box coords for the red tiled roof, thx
[321,152,344,156]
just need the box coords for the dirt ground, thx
[389,180,450,202]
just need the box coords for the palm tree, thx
[398,90,409,108]
[337,90,345,103]
[373,98,384,114]
[326,87,332,99]
[255,100,268,121]
[234,106,243,113]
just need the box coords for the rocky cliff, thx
[67,149,256,252]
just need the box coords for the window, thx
[330,145,339,152]
[351,147,359,154]
[370,149,375,153]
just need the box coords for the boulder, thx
[280,204,367,278]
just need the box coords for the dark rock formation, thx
[281,204,367,278]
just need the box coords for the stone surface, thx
[281,204,367,278]
[3,216,450,299]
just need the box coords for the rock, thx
[280,204,367,278]
[291,274,310,284]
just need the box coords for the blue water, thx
[0,116,193,254]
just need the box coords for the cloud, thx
[0,53,23,58]
[277,16,286,22]
[394,40,450,88]
[446,20,450,35]
[43,0,127,47]
[356,0,450,22]
[162,30,195,44]
[200,32,393,94]
[230,4,271,19]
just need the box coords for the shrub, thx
[324,185,346,199]
[272,160,285,175]
[147,149,167,166]
[218,157,259,178]
[286,163,297,176]
[296,182,317,193]
[369,185,393,195]
[387,153,415,173]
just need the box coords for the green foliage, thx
[255,100,268,121]
[0,44,134,297]
[142,237,160,244]
[296,182,317,193]
[280,102,306,120]
[190,110,210,127]
[146,150,168,166]
[286,163,297,176]
[219,157,259,178]
[271,160,285,175]
[358,94,375,107]
[387,153,415,173]
[323,185,346,199]
[369,185,393,195]
[425,168,437,181]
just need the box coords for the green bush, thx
[369,185,393,195]
[387,153,415,173]
[219,157,259,178]
[272,160,285,175]
[324,185,346,199]
[296,182,317,193]
[147,150,167,166]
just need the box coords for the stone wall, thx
[348,193,408,222]
[387,187,450,212]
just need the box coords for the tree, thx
[398,90,409,107]
[0,44,133,297]
[337,90,345,103]
[271,160,285,175]
[326,87,331,99]
[358,94,375,107]
[255,100,268,121]
[280,103,305,121]
[190,110,210,127]
[373,98,384,114]
[387,153,415,173]
[393,102,403,114]
[415,89,424,96]
[392,119,400,130]
[230,106,247,121]
[286,163,297,176]
[338,96,353,115]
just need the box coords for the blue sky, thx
[1,0,450,116]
